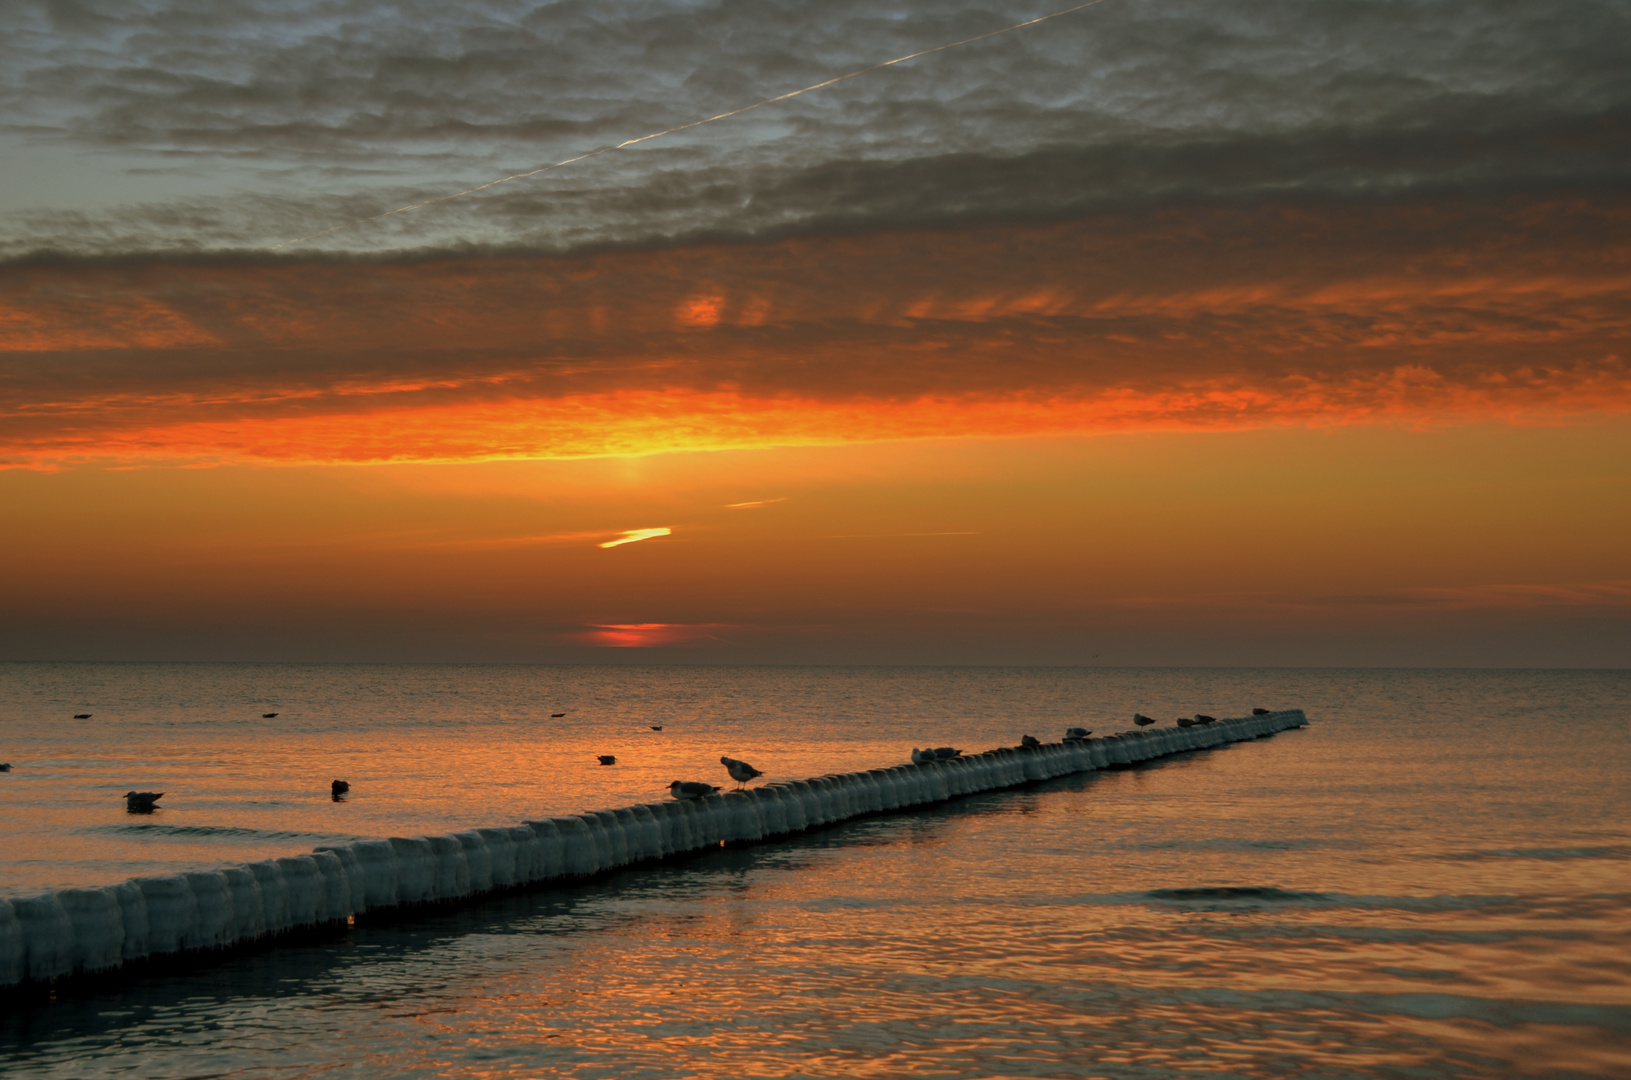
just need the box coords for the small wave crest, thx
[1436,845,1631,862]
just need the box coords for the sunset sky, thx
[2,0,1627,664]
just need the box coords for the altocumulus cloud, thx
[0,0,1627,256]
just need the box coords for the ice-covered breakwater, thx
[0,710,1305,988]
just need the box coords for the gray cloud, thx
[1,0,1627,255]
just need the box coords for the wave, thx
[1146,885,1327,903]
[0,710,1306,988]
[90,824,359,843]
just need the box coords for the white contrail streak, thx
[274,0,1115,250]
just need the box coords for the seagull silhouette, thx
[125,791,162,812]
[670,780,720,800]
[721,756,763,788]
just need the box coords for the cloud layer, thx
[3,0,1627,255]
[2,195,1627,465]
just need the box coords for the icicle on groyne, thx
[0,710,1306,988]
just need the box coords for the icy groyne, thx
[0,710,1306,988]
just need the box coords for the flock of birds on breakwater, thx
[2,707,1280,813]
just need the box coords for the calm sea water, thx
[1,664,1627,1078]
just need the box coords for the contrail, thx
[274,0,1115,250]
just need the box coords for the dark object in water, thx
[263,712,279,718]
[1194,714,1217,724]
[0,763,10,771]
[125,790,162,812]
[74,714,92,719]
[670,780,719,799]
[1134,714,1156,726]
[598,755,616,766]
[1253,707,1271,715]
[650,725,663,731]
[331,779,350,797]
[551,713,566,718]
[1020,734,1040,748]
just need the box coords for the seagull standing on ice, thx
[1134,714,1156,726]
[1020,735,1041,748]
[1064,727,1091,741]
[721,756,763,788]
[670,780,720,800]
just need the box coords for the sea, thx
[0,663,1626,1078]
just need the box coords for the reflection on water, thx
[1,665,1628,1078]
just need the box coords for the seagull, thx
[910,748,933,765]
[125,791,163,811]
[670,780,720,800]
[1253,707,1271,715]
[262,712,278,718]
[721,756,763,788]
[1195,714,1217,725]
[74,713,92,719]
[1176,716,1196,728]
[932,747,961,759]
[598,755,617,766]
[0,763,11,772]
[650,725,663,731]
[1134,714,1156,726]
[551,713,566,718]
[1021,734,1041,748]
[331,779,350,797]
[1064,727,1091,741]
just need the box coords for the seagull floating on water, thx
[1020,734,1041,748]
[670,780,720,800]
[1064,727,1091,741]
[1134,714,1156,726]
[125,791,162,811]
[331,779,350,797]
[0,763,11,772]
[721,756,763,788]
[650,725,663,731]
[598,755,617,766]
[262,712,278,718]
[551,712,566,718]
[74,713,91,719]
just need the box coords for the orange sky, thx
[3,196,1628,663]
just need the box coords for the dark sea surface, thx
[0,664,1627,1078]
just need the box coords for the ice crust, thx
[0,710,1306,986]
